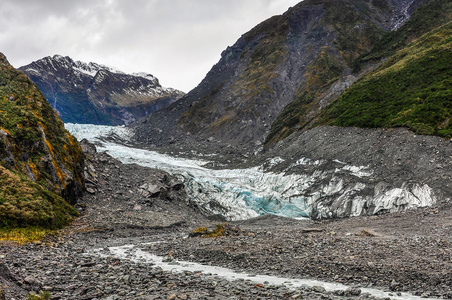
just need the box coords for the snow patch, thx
[336,165,372,178]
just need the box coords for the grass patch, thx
[0,227,54,245]
[27,291,52,300]
[189,224,226,238]
[189,223,241,238]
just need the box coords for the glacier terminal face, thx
[66,124,438,220]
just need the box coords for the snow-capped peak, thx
[32,55,162,85]
[21,54,186,96]
[72,59,125,77]
[53,54,65,60]
[133,72,157,81]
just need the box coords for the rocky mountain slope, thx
[0,52,83,228]
[20,55,184,125]
[318,22,452,136]
[281,0,452,142]
[132,0,424,150]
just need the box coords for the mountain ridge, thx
[20,55,184,125]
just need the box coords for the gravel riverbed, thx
[1,142,451,299]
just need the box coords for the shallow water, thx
[87,244,440,300]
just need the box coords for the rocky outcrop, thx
[138,173,184,201]
[0,52,84,204]
[20,55,184,125]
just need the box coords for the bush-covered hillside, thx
[0,165,78,229]
[0,52,84,229]
[266,0,452,145]
[354,0,452,67]
[318,22,452,137]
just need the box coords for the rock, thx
[162,256,174,263]
[333,289,345,296]
[357,229,378,237]
[86,187,96,194]
[345,287,361,296]
[139,183,161,198]
[312,286,326,293]
[80,262,96,268]
[24,275,41,291]
[80,139,97,155]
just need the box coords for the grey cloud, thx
[1,0,301,92]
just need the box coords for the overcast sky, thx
[0,0,301,92]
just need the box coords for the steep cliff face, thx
[0,52,84,206]
[133,0,420,150]
[20,55,184,125]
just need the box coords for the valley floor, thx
[1,144,452,299]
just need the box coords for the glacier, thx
[66,124,437,220]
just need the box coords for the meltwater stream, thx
[86,243,440,300]
[66,123,314,220]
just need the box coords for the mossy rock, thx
[189,224,242,238]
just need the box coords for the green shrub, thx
[317,23,452,138]
[0,165,78,230]
[27,291,51,300]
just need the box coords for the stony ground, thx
[1,142,451,299]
